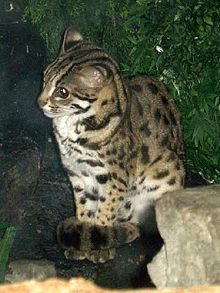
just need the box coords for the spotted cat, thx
[38,27,185,263]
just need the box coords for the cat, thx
[38,27,185,263]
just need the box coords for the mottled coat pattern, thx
[38,27,185,263]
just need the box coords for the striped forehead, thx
[43,42,121,86]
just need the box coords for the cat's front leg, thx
[57,174,139,263]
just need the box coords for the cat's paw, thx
[86,248,116,263]
[64,248,116,263]
[64,248,87,261]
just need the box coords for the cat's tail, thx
[57,217,140,251]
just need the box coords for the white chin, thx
[42,111,62,118]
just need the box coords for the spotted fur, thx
[38,27,185,263]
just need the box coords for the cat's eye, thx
[55,87,69,99]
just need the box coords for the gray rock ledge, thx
[148,185,220,289]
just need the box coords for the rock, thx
[147,185,220,289]
[0,278,219,293]
[0,137,40,205]
[5,259,56,283]
[147,246,167,288]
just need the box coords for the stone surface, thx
[0,278,219,293]
[5,259,56,283]
[148,185,220,289]
[0,137,40,203]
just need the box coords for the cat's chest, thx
[53,117,105,176]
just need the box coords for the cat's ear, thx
[73,66,109,90]
[60,27,83,55]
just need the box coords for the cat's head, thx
[38,27,127,121]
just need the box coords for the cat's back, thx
[127,75,184,158]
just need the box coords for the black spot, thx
[139,170,144,177]
[87,211,94,218]
[136,98,143,116]
[85,193,98,201]
[147,83,158,94]
[154,170,170,179]
[58,224,81,250]
[77,138,88,145]
[124,202,131,209]
[181,176,185,186]
[161,96,168,106]
[77,159,104,167]
[131,84,142,92]
[101,100,108,106]
[110,207,114,212]
[150,155,162,166]
[169,110,177,125]
[73,147,82,154]
[119,196,124,201]
[106,150,111,156]
[130,151,137,159]
[167,152,176,162]
[163,115,170,125]
[167,177,176,185]
[74,187,83,193]
[129,136,134,149]
[96,174,109,184]
[92,187,98,194]
[111,215,116,220]
[141,145,150,164]
[126,214,132,221]
[90,226,108,249]
[86,143,100,150]
[64,167,77,177]
[175,162,180,170]
[147,185,159,192]
[82,171,89,177]
[118,188,125,193]
[100,196,106,202]
[80,197,86,204]
[140,123,151,137]
[161,136,169,147]
[118,147,125,160]
[119,162,125,169]
[82,116,98,130]
[111,147,117,155]
[154,109,161,121]
[111,172,118,179]
[139,176,145,185]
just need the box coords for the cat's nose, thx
[37,98,47,108]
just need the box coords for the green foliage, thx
[0,223,16,283]
[23,0,220,183]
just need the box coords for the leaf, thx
[203,16,213,26]
[0,223,11,230]
[0,227,16,283]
